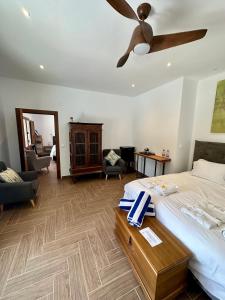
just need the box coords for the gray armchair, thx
[25,150,51,172]
[103,149,126,180]
[0,161,39,211]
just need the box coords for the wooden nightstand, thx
[114,208,192,300]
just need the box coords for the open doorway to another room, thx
[15,108,61,179]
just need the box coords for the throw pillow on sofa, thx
[105,150,121,166]
[0,168,23,183]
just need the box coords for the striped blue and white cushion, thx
[119,199,134,211]
[119,198,155,217]
[127,191,151,228]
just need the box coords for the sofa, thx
[103,149,126,180]
[0,161,39,210]
[25,150,51,172]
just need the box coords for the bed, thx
[124,141,225,300]
[50,145,56,161]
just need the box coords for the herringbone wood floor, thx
[0,163,210,300]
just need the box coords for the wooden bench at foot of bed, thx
[114,208,192,300]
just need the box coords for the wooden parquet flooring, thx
[0,164,210,300]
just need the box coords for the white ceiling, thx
[0,0,225,96]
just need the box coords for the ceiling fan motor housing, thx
[137,3,151,20]
[132,24,152,55]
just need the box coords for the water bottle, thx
[166,149,170,158]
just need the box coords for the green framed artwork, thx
[211,79,225,133]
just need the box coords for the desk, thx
[135,152,171,177]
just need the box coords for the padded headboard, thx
[193,140,225,164]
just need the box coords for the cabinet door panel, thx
[72,130,87,168]
[75,132,85,143]
[90,143,99,155]
[88,131,101,165]
[76,144,85,155]
[75,155,86,166]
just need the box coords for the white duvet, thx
[124,172,225,300]
[50,145,56,159]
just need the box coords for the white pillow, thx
[0,168,23,183]
[105,150,121,166]
[192,159,225,185]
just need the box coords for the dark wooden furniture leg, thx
[154,161,157,176]
[162,163,166,175]
[143,157,147,177]
[136,155,139,177]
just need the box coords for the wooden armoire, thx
[69,122,103,177]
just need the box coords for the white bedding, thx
[124,172,225,300]
[50,145,56,159]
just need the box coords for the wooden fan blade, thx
[117,53,130,67]
[140,21,153,44]
[106,0,138,21]
[117,27,138,68]
[150,29,207,53]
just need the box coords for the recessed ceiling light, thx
[21,7,30,18]
[167,62,172,67]
[131,83,135,88]
[39,65,45,70]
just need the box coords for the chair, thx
[25,150,51,172]
[103,149,126,180]
[0,161,39,211]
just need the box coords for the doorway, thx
[15,108,61,179]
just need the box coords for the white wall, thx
[133,78,184,176]
[0,97,10,165]
[23,113,55,146]
[175,78,197,172]
[0,77,135,176]
[189,71,225,166]
[133,77,198,176]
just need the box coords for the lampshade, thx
[133,43,150,55]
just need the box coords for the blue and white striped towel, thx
[127,191,151,227]
[119,198,155,217]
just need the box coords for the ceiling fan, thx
[106,0,207,68]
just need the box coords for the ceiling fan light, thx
[133,43,150,55]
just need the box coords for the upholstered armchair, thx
[25,150,51,172]
[0,161,39,211]
[103,149,126,180]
